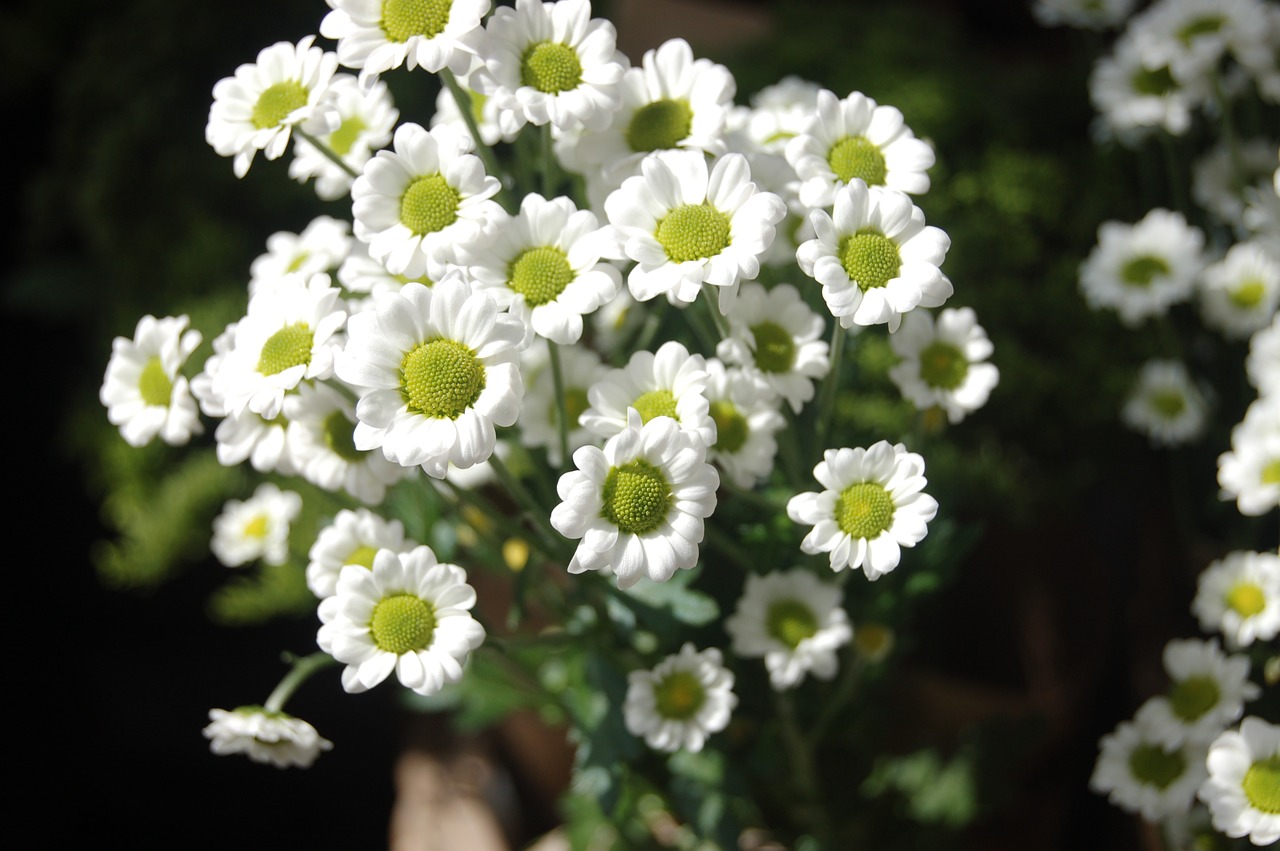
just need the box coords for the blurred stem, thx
[439,69,503,182]
[1158,133,1189,217]
[548,340,572,469]
[540,122,556,198]
[779,405,809,491]
[702,522,755,570]
[442,477,560,562]
[488,452,564,553]
[775,690,830,842]
[701,284,731,340]
[630,300,667,356]
[815,323,848,452]
[264,652,337,714]
[294,129,359,179]
[809,650,866,744]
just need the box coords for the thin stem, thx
[294,128,359,179]
[1158,133,1189,217]
[720,476,786,513]
[702,522,756,570]
[808,651,866,744]
[488,452,564,553]
[815,323,848,452]
[629,299,666,356]
[547,340,572,469]
[701,284,732,340]
[439,69,503,181]
[540,122,556,198]
[264,652,337,714]
[441,477,560,562]
[775,689,830,842]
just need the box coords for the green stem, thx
[540,122,557,198]
[808,650,866,744]
[720,476,785,513]
[702,522,756,570]
[488,452,564,553]
[439,69,503,182]
[815,323,848,452]
[701,284,732,340]
[264,652,337,714]
[547,341,572,469]
[775,690,830,842]
[294,128,360,179]
[1158,133,1189,217]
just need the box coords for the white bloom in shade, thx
[1032,0,1136,29]
[518,339,607,466]
[317,546,486,695]
[787,441,938,580]
[1193,551,1280,648]
[467,193,620,346]
[101,314,203,448]
[702,359,786,489]
[603,150,786,310]
[724,569,852,691]
[307,508,417,599]
[623,643,736,753]
[249,216,353,296]
[579,340,715,446]
[1201,241,1280,340]
[716,282,830,414]
[206,36,339,178]
[351,122,502,277]
[203,707,332,769]
[797,180,952,333]
[1090,710,1209,822]
[888,307,999,425]
[1130,0,1274,90]
[551,409,719,589]
[1089,33,1206,140]
[590,287,642,352]
[1247,316,1280,396]
[1138,639,1260,748]
[735,76,822,158]
[1218,395,1280,516]
[320,0,490,84]
[290,74,398,201]
[1079,209,1204,326]
[786,89,935,209]
[1199,717,1280,845]
[431,69,516,147]
[1193,139,1279,229]
[210,483,303,567]
[1121,359,1209,447]
[336,278,524,478]
[336,240,448,300]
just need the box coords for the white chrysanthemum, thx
[1194,551,1280,648]
[467,193,620,345]
[249,216,354,296]
[335,240,449,302]
[797,180,952,333]
[336,278,524,478]
[289,74,398,201]
[1138,639,1261,748]
[888,307,999,425]
[1032,0,1137,29]
[307,508,417,599]
[1089,33,1206,140]
[351,122,502,277]
[589,287,642,352]
[702,359,786,489]
[203,707,332,769]
[1090,710,1209,822]
[1199,717,1280,845]
[1218,395,1280,516]
[725,569,852,691]
[1200,241,1280,340]
[101,314,203,448]
[431,69,516,147]
[1121,359,1209,447]
[317,546,486,695]
[1243,169,1280,260]
[319,0,490,84]
[206,36,339,178]
[623,643,736,753]
[579,340,715,445]
[787,441,938,580]
[786,89,935,209]
[1247,315,1280,396]
[1129,0,1274,90]
[210,483,303,567]
[1193,139,1279,229]
[735,76,822,158]
[518,339,607,466]
[716,282,830,414]
[1079,208,1204,326]
[551,409,719,589]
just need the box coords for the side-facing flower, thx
[1218,395,1280,516]
[101,314,203,448]
[1138,638,1260,748]
[1079,208,1204,326]
[1193,551,1280,648]
[1091,709,1209,822]
[623,643,736,753]
[210,483,303,568]
[1120,359,1209,447]
[203,707,332,769]
[307,507,418,599]
[1247,315,1280,396]
[289,74,399,201]
[249,216,354,296]
[1198,717,1280,845]
[888,306,999,425]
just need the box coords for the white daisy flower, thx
[1198,717,1280,845]
[518,339,607,466]
[1200,241,1280,340]
[888,306,999,425]
[1218,395,1280,516]
[1138,639,1261,748]
[1079,208,1205,326]
[797,180,952,333]
[289,74,398,201]
[623,643,736,753]
[579,340,715,446]
[336,240,449,301]
[1120,359,1209,447]
[351,122,502,278]
[1247,316,1280,396]
[307,508,417,599]
[1194,551,1280,648]
[431,69,516,147]
[317,546,486,695]
[210,483,303,567]
[249,216,354,296]
[551,409,719,590]
[702,359,786,490]
[1032,0,1137,30]
[203,707,332,769]
[319,0,490,84]
[206,36,339,178]
[1192,139,1279,230]
[1130,0,1273,90]
[734,75,822,158]
[1090,710,1209,822]
[716,282,831,414]
[1089,33,1206,140]
[785,89,935,210]
[724,569,852,691]
[101,314,203,448]
[787,441,938,580]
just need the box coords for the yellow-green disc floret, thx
[138,357,173,406]
[400,338,486,419]
[369,593,436,654]
[1131,65,1178,97]
[257,323,314,376]
[1229,280,1267,310]
[655,203,731,263]
[828,135,887,187]
[1168,675,1221,722]
[1243,755,1280,814]
[401,173,460,236]
[653,670,705,720]
[345,545,380,570]
[1120,255,1170,288]
[631,389,678,423]
[520,42,583,94]
[323,411,366,462]
[835,482,895,539]
[766,599,819,649]
[1149,390,1187,418]
[750,322,796,374]
[252,81,309,130]
[625,98,693,153]
[601,460,672,535]
[709,400,748,454]
[1128,743,1187,790]
[1227,582,1268,618]
[918,341,969,391]
[839,229,901,291]
[508,246,574,306]
[381,0,451,42]
[328,116,368,157]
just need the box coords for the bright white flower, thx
[551,409,719,590]
[725,569,852,691]
[579,340,715,446]
[1089,33,1206,140]
[797,180,952,333]
[307,508,417,599]
[716,282,830,414]
[518,339,607,466]
[1200,241,1280,340]
[351,122,502,278]
[623,643,736,753]
[1193,551,1280,648]
[1218,395,1280,516]
[249,216,354,296]
[431,69,516,147]
[336,240,449,301]
[210,483,303,567]
[317,546,486,695]
[289,74,398,201]
[888,307,999,425]
[787,441,938,580]
[1193,139,1279,229]
[206,36,339,178]
[1090,710,1209,822]
[1129,0,1274,90]
[1247,315,1280,395]
[1078,208,1204,326]
[786,89,935,209]
[1199,717,1280,845]
[101,314,202,448]
[1032,0,1137,29]
[1120,359,1209,447]
[734,76,822,158]
[1138,639,1260,748]
[319,0,490,84]
[337,278,524,478]
[203,707,332,769]
[702,359,786,490]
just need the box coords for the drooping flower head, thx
[203,707,333,769]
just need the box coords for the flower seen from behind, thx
[624,643,736,753]
[203,707,333,769]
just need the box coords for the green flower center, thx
[838,229,901,291]
[252,80,309,130]
[1243,755,1280,814]
[827,135,887,187]
[632,389,678,423]
[1227,582,1267,618]
[381,0,451,42]
[323,411,365,461]
[835,482,895,539]
[520,41,583,94]
[1149,390,1187,418]
[1229,279,1267,309]
[138,357,173,406]
[400,173,459,236]
[400,338,486,419]
[550,387,590,430]
[625,98,693,153]
[653,670,705,720]
[710,400,749,454]
[751,321,796,374]
[329,115,368,157]
[285,251,310,273]
[1168,675,1221,722]
[601,460,672,535]
[1120,255,1170,288]
[509,246,574,306]
[345,544,380,570]
[655,203,731,263]
[369,593,436,655]
[766,598,819,649]
[1131,66,1178,97]
[257,322,314,376]
[918,342,969,390]
[1177,15,1225,45]
[243,514,269,539]
[1128,743,1186,790]
[1263,458,1280,485]
[394,273,435,287]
